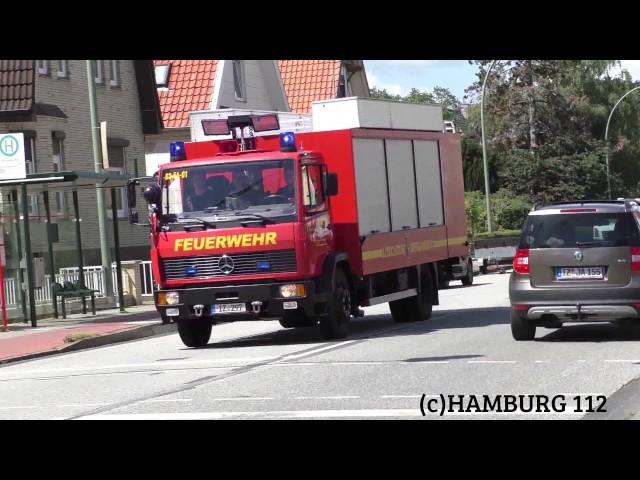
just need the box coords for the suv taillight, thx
[513,248,529,274]
[631,247,640,272]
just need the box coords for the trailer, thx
[129,97,473,347]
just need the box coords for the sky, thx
[364,60,640,102]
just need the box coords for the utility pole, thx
[604,85,640,199]
[480,60,497,233]
[86,60,114,296]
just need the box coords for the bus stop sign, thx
[0,133,26,179]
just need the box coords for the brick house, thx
[0,60,162,270]
[145,60,369,175]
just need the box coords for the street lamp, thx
[604,85,640,199]
[480,60,497,232]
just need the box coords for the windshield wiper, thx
[179,217,217,229]
[232,212,275,224]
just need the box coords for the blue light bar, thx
[170,141,186,161]
[184,265,197,276]
[256,261,272,271]
[280,132,296,152]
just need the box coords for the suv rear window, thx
[520,212,640,249]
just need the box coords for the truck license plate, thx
[555,267,604,280]
[212,303,246,314]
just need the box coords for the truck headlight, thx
[158,291,180,305]
[279,284,306,298]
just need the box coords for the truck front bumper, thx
[155,281,326,321]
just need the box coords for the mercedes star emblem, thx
[574,250,584,261]
[218,254,235,274]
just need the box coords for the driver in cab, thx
[185,171,214,212]
[229,169,263,206]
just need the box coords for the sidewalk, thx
[0,304,176,365]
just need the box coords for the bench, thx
[51,281,98,319]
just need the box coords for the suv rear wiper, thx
[576,241,602,247]
[232,212,275,224]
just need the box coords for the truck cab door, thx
[301,163,334,274]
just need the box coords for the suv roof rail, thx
[533,198,640,211]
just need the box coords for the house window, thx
[110,60,120,87]
[37,60,49,76]
[232,60,246,101]
[24,137,38,216]
[154,64,170,88]
[93,60,104,84]
[106,144,127,218]
[52,133,66,214]
[57,60,68,78]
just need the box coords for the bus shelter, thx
[0,170,129,327]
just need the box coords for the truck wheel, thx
[390,269,433,322]
[177,319,212,347]
[461,260,474,286]
[319,269,351,340]
[511,310,536,341]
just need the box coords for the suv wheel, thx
[511,310,536,341]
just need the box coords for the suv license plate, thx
[212,303,246,314]
[556,267,604,280]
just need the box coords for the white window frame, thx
[106,167,127,219]
[37,60,49,76]
[52,136,66,214]
[232,60,246,101]
[105,145,127,219]
[154,64,170,88]
[94,60,104,84]
[56,60,68,78]
[109,60,120,87]
[25,137,38,216]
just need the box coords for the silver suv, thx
[509,200,640,340]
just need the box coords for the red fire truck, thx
[129,98,473,347]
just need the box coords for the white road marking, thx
[534,360,551,363]
[0,357,279,376]
[279,341,358,362]
[139,398,193,403]
[605,359,640,363]
[77,408,585,420]
[467,360,517,364]
[0,406,38,410]
[208,397,274,402]
[381,395,427,399]
[294,396,360,400]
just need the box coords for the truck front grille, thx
[161,249,297,280]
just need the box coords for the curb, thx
[583,375,640,420]
[0,322,176,366]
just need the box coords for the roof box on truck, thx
[311,97,444,132]
[189,108,312,142]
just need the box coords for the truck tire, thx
[461,259,474,286]
[319,269,351,340]
[390,269,433,323]
[177,319,212,347]
[511,310,536,341]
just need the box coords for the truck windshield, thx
[161,159,296,221]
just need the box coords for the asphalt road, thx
[1,272,640,420]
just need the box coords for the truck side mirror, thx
[324,172,338,197]
[126,181,137,208]
[143,183,162,205]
